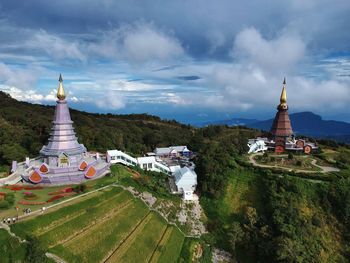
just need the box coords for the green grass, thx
[11,187,122,239]
[0,170,122,220]
[178,238,212,263]
[38,190,130,247]
[254,154,322,172]
[52,198,150,263]
[9,184,188,263]
[155,226,185,263]
[0,228,26,263]
[200,167,264,251]
[115,212,168,263]
[0,184,79,219]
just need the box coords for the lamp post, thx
[15,206,19,220]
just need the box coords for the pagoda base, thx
[20,153,111,185]
[248,137,319,154]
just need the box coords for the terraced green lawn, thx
[10,186,186,263]
[154,226,185,263]
[112,212,167,263]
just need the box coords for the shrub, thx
[25,235,47,263]
[47,195,65,203]
[23,192,38,200]
[73,184,87,193]
[0,200,9,209]
[0,192,15,209]
[311,214,322,227]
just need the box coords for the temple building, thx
[248,78,318,154]
[40,74,87,167]
[21,75,110,184]
[270,78,293,153]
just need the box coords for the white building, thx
[173,166,197,200]
[247,139,268,154]
[106,150,170,174]
[155,146,191,157]
[136,156,171,174]
[106,150,138,166]
[107,149,197,200]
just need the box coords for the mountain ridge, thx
[197,111,350,143]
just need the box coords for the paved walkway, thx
[248,153,340,174]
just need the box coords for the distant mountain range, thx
[197,118,259,127]
[199,112,350,143]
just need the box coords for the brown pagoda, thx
[270,78,293,153]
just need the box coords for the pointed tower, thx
[40,74,86,166]
[270,78,293,153]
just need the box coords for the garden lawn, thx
[0,185,78,219]
[11,187,122,240]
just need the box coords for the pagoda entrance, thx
[59,153,70,167]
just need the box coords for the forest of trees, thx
[0,91,194,168]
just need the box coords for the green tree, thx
[227,222,244,253]
[25,236,46,263]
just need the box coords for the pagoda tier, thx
[270,79,293,152]
[270,110,293,138]
[40,75,86,165]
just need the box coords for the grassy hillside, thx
[200,162,350,262]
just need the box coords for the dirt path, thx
[310,159,340,173]
[248,153,340,174]
[45,253,67,263]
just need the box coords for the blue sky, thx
[0,0,349,123]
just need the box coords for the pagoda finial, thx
[57,74,66,100]
[279,78,287,109]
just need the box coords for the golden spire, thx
[57,73,66,100]
[279,78,288,110]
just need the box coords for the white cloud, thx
[232,27,305,73]
[206,30,226,54]
[94,91,125,110]
[87,23,185,64]
[0,85,58,103]
[0,63,38,89]
[108,79,155,92]
[29,30,86,62]
[122,23,184,63]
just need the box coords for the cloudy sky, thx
[0,0,349,123]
